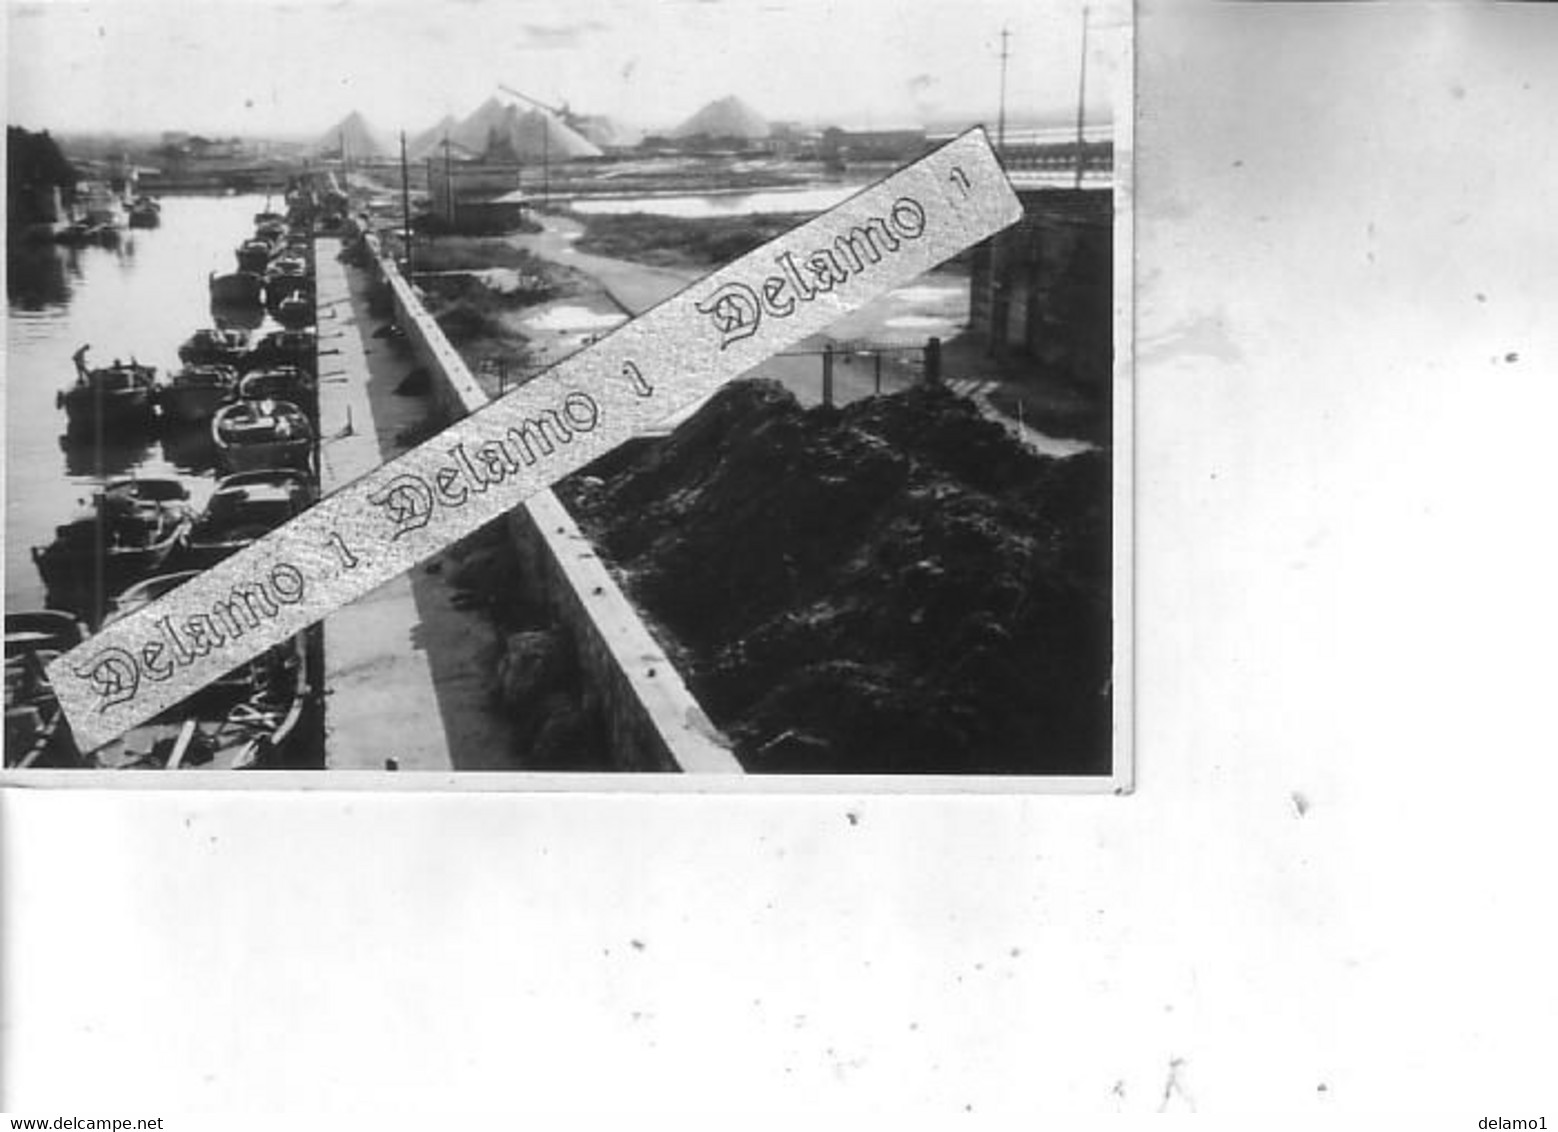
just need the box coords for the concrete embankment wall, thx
[363,238,742,774]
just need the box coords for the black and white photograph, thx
[4,0,1130,783]
[4,0,1558,1121]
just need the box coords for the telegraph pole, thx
[443,136,454,227]
[542,114,551,206]
[1074,7,1090,190]
[996,27,1011,163]
[400,129,413,276]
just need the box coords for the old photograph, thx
[4,0,1129,783]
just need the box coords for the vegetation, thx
[412,237,547,273]
[568,210,808,270]
[7,126,77,225]
[418,276,533,365]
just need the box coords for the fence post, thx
[874,351,882,395]
[925,336,942,385]
[822,343,835,407]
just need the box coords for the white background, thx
[4,1,1557,1120]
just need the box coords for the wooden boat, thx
[244,328,317,375]
[127,196,161,228]
[255,219,288,244]
[268,250,311,276]
[55,220,119,247]
[235,238,273,275]
[212,399,313,473]
[58,348,157,434]
[238,367,316,413]
[157,364,238,425]
[178,326,250,368]
[209,270,264,306]
[272,292,314,329]
[88,575,313,770]
[4,611,85,769]
[181,469,317,570]
[210,302,264,333]
[78,181,126,232]
[31,477,194,616]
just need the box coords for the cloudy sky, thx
[5,0,1122,138]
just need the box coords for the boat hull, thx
[158,384,233,425]
[209,271,264,306]
[58,386,156,434]
[32,540,183,612]
[86,631,314,770]
[213,436,313,474]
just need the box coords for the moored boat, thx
[212,399,314,473]
[266,251,311,281]
[181,469,317,570]
[238,367,316,412]
[244,328,317,375]
[55,220,119,247]
[30,477,195,616]
[157,363,239,425]
[209,270,264,306]
[127,196,161,228]
[58,346,157,434]
[178,326,250,368]
[272,292,314,329]
[4,611,86,769]
[235,238,273,274]
[89,576,313,770]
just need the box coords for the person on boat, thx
[72,344,91,383]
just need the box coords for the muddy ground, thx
[560,379,1112,775]
[566,210,807,272]
[409,238,591,376]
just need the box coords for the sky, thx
[4,0,1123,139]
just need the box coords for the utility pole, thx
[542,114,550,206]
[997,27,1011,163]
[1074,6,1090,190]
[443,136,454,228]
[400,129,413,276]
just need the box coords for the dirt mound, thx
[560,379,1112,775]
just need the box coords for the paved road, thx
[316,240,523,771]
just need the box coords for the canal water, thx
[5,193,279,615]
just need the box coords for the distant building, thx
[819,126,929,168]
[426,161,527,233]
[969,188,1113,384]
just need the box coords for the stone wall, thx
[366,238,741,773]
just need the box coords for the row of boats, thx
[209,209,316,322]
[7,198,327,771]
[52,182,161,247]
[59,330,318,472]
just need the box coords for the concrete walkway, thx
[314,239,521,771]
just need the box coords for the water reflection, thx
[58,431,156,478]
[212,301,265,331]
[159,420,220,474]
[8,192,284,618]
[6,242,72,310]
